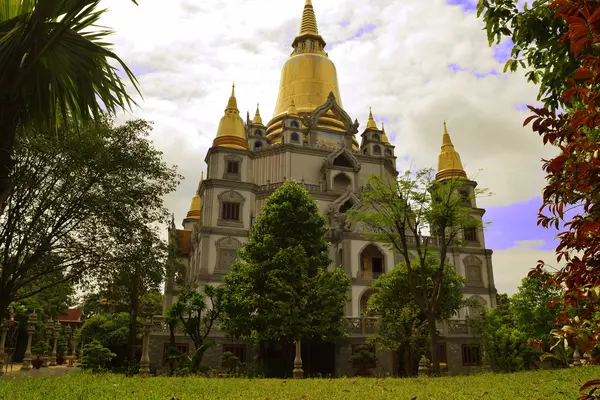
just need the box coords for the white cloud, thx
[100,0,559,292]
[492,240,565,295]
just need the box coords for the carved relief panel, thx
[215,236,242,274]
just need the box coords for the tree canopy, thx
[348,170,488,373]
[0,117,180,320]
[0,0,140,209]
[219,181,351,344]
[366,254,466,376]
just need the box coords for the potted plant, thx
[349,345,377,377]
[31,342,51,370]
[56,334,68,365]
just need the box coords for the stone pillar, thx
[0,319,8,376]
[42,318,53,367]
[50,321,59,366]
[293,340,304,379]
[573,347,582,367]
[21,312,37,371]
[139,315,152,377]
[418,356,429,377]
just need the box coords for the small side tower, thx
[360,108,386,156]
[281,98,304,145]
[247,104,268,150]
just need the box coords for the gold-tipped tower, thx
[381,122,390,144]
[213,84,249,150]
[186,172,204,220]
[436,122,467,181]
[366,108,377,130]
[266,0,346,142]
[252,104,263,126]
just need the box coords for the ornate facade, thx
[154,0,498,376]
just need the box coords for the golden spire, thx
[252,103,263,125]
[367,107,377,129]
[213,83,249,150]
[287,97,299,116]
[299,0,319,36]
[436,122,467,181]
[381,122,390,144]
[186,171,204,220]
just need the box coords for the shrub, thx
[80,340,116,373]
[349,345,377,372]
[221,351,240,374]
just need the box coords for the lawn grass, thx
[1,366,598,400]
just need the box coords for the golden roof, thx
[366,108,377,129]
[266,0,351,146]
[186,171,203,219]
[436,122,467,181]
[381,122,390,144]
[252,104,263,125]
[213,84,249,150]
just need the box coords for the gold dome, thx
[213,84,249,150]
[436,122,467,181]
[252,104,263,125]
[266,0,348,143]
[186,172,204,219]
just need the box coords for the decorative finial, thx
[232,82,235,96]
[288,97,299,116]
[252,103,264,125]
[382,122,385,133]
[436,121,467,181]
[367,107,377,129]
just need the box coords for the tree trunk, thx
[427,311,440,375]
[0,102,18,214]
[128,266,140,364]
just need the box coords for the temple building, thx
[152,0,497,376]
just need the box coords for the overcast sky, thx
[100,0,562,295]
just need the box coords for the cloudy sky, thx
[100,0,561,294]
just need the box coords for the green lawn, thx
[1,367,598,400]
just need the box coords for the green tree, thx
[0,117,180,320]
[477,0,574,111]
[471,275,561,372]
[219,181,351,373]
[348,171,488,374]
[0,0,140,210]
[366,255,466,376]
[80,312,135,368]
[165,286,221,373]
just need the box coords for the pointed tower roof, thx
[381,122,391,144]
[186,171,204,220]
[366,107,377,129]
[252,104,263,125]
[436,122,467,181]
[292,0,324,46]
[213,83,249,150]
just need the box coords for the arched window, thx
[291,132,300,142]
[373,145,382,155]
[254,129,262,137]
[291,121,299,128]
[311,40,315,49]
[372,134,380,141]
[360,244,384,279]
[360,289,375,315]
[254,142,262,149]
[333,173,352,195]
[385,149,392,156]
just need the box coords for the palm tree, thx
[0,0,140,209]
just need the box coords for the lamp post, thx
[292,340,304,379]
[50,320,59,366]
[21,312,37,371]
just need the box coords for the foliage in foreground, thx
[366,255,466,376]
[1,367,599,400]
[478,2,600,397]
[80,340,116,373]
[220,181,351,344]
[347,171,488,373]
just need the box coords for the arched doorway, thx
[360,244,385,280]
[360,288,375,315]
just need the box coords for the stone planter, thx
[65,355,76,368]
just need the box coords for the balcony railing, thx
[356,270,383,280]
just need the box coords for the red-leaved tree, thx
[525,1,600,398]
